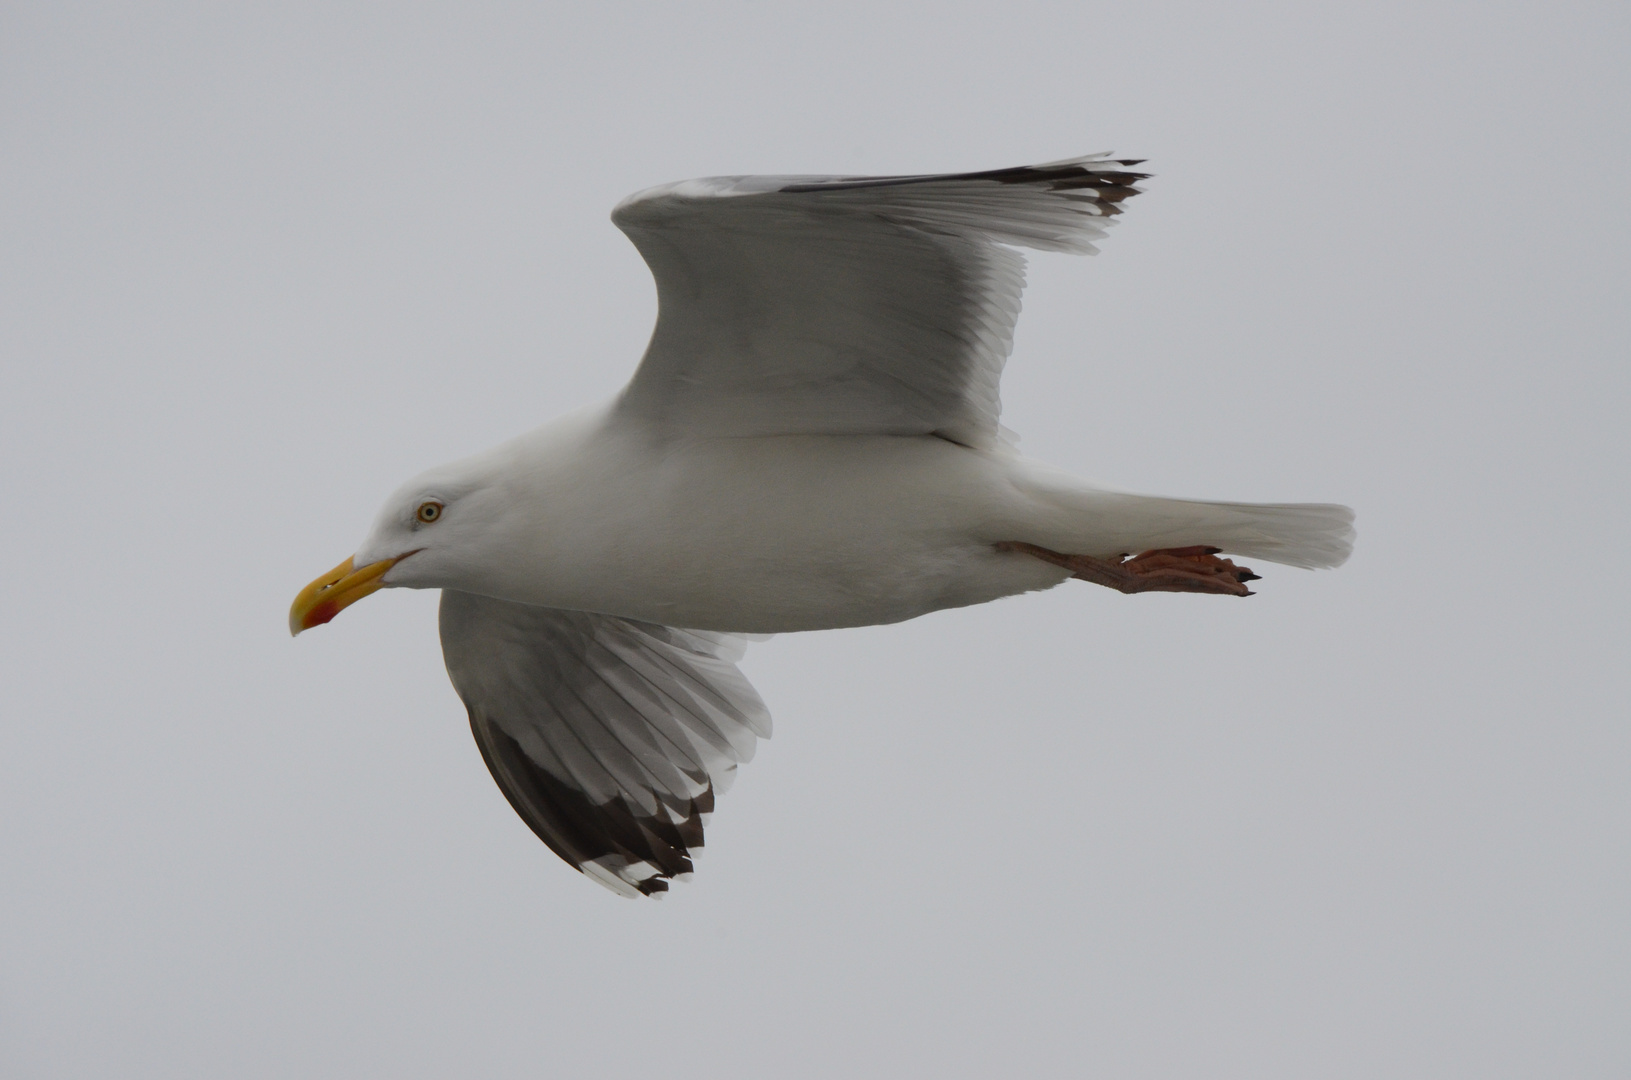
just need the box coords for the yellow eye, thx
[416,501,443,524]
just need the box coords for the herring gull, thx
[290,154,1355,897]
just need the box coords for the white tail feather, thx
[1159,499,1355,569]
[1016,468,1355,570]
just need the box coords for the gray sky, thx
[2,1,1627,1076]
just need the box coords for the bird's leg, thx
[994,541,1259,597]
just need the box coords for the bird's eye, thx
[416,501,443,524]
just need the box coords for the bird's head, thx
[289,458,506,636]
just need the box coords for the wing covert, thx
[439,590,771,897]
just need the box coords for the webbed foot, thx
[995,541,1258,596]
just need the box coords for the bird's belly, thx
[618,533,1068,634]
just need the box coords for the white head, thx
[288,454,510,635]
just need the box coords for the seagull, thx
[290,154,1354,897]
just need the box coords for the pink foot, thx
[995,541,1258,596]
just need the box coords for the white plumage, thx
[292,153,1354,896]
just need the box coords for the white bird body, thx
[295,154,1355,897]
[369,402,1344,634]
[366,403,1066,632]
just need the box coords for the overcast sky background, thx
[3,2,1628,1077]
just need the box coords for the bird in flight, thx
[291,154,1354,897]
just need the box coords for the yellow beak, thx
[289,555,401,636]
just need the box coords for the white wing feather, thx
[439,590,770,897]
[611,154,1147,449]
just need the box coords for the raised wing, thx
[611,154,1148,449]
[439,590,771,897]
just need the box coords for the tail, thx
[1141,498,1356,569]
[1013,467,1356,570]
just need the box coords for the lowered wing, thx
[439,590,771,897]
